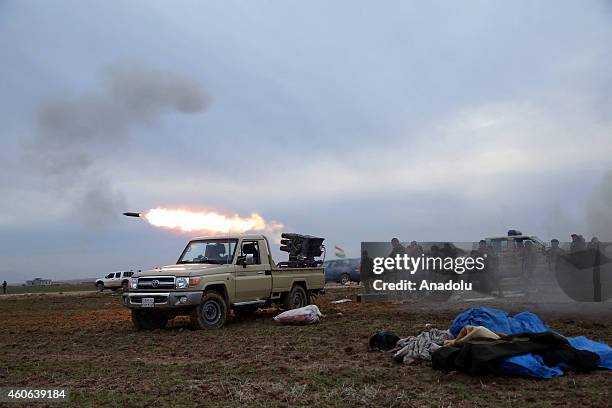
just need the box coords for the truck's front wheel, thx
[131,310,168,330]
[191,291,227,330]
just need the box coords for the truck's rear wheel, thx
[131,310,168,330]
[190,291,227,330]
[283,285,309,310]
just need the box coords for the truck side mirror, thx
[238,254,255,267]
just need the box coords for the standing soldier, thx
[587,237,602,302]
[389,238,406,258]
[570,234,586,252]
[361,250,374,294]
[407,241,424,257]
[546,239,564,277]
[476,240,500,296]
[388,238,406,300]
[522,241,537,294]
[588,237,600,250]
[2,280,6,294]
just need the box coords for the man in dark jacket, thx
[361,250,375,293]
[570,234,586,253]
[389,238,406,257]
[546,239,564,276]
[407,241,424,257]
[522,241,538,293]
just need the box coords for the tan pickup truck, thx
[123,234,325,330]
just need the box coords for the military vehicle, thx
[123,233,325,330]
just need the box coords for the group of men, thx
[389,238,424,258]
[385,234,603,297]
[547,234,603,271]
[569,234,602,252]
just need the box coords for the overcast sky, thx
[1,0,612,282]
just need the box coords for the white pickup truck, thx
[95,271,135,292]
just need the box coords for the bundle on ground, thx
[273,305,323,325]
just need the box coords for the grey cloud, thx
[74,179,129,226]
[30,65,208,173]
[104,66,207,117]
[25,64,208,223]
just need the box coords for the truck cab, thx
[123,234,325,330]
[175,235,275,302]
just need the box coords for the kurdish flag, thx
[335,245,346,258]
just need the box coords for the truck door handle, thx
[257,271,264,275]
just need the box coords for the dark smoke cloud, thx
[26,64,208,223]
[587,169,612,240]
[30,65,208,173]
[542,205,581,242]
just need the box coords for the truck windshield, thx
[177,239,238,264]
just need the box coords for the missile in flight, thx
[122,212,142,218]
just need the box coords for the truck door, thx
[235,239,272,301]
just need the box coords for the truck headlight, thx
[130,278,138,289]
[175,277,189,289]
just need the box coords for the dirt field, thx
[0,288,611,407]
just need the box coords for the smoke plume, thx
[587,169,612,241]
[26,64,208,224]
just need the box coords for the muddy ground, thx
[0,287,610,407]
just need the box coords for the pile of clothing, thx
[369,307,612,379]
[369,327,454,365]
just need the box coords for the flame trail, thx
[137,207,283,235]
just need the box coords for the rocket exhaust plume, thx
[123,207,283,235]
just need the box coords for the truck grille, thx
[137,276,175,290]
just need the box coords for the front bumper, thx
[122,291,203,309]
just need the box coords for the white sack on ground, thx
[273,305,323,325]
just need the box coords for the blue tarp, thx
[449,307,612,378]
[569,336,612,370]
[449,307,549,336]
[498,354,564,379]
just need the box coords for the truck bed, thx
[271,266,325,293]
